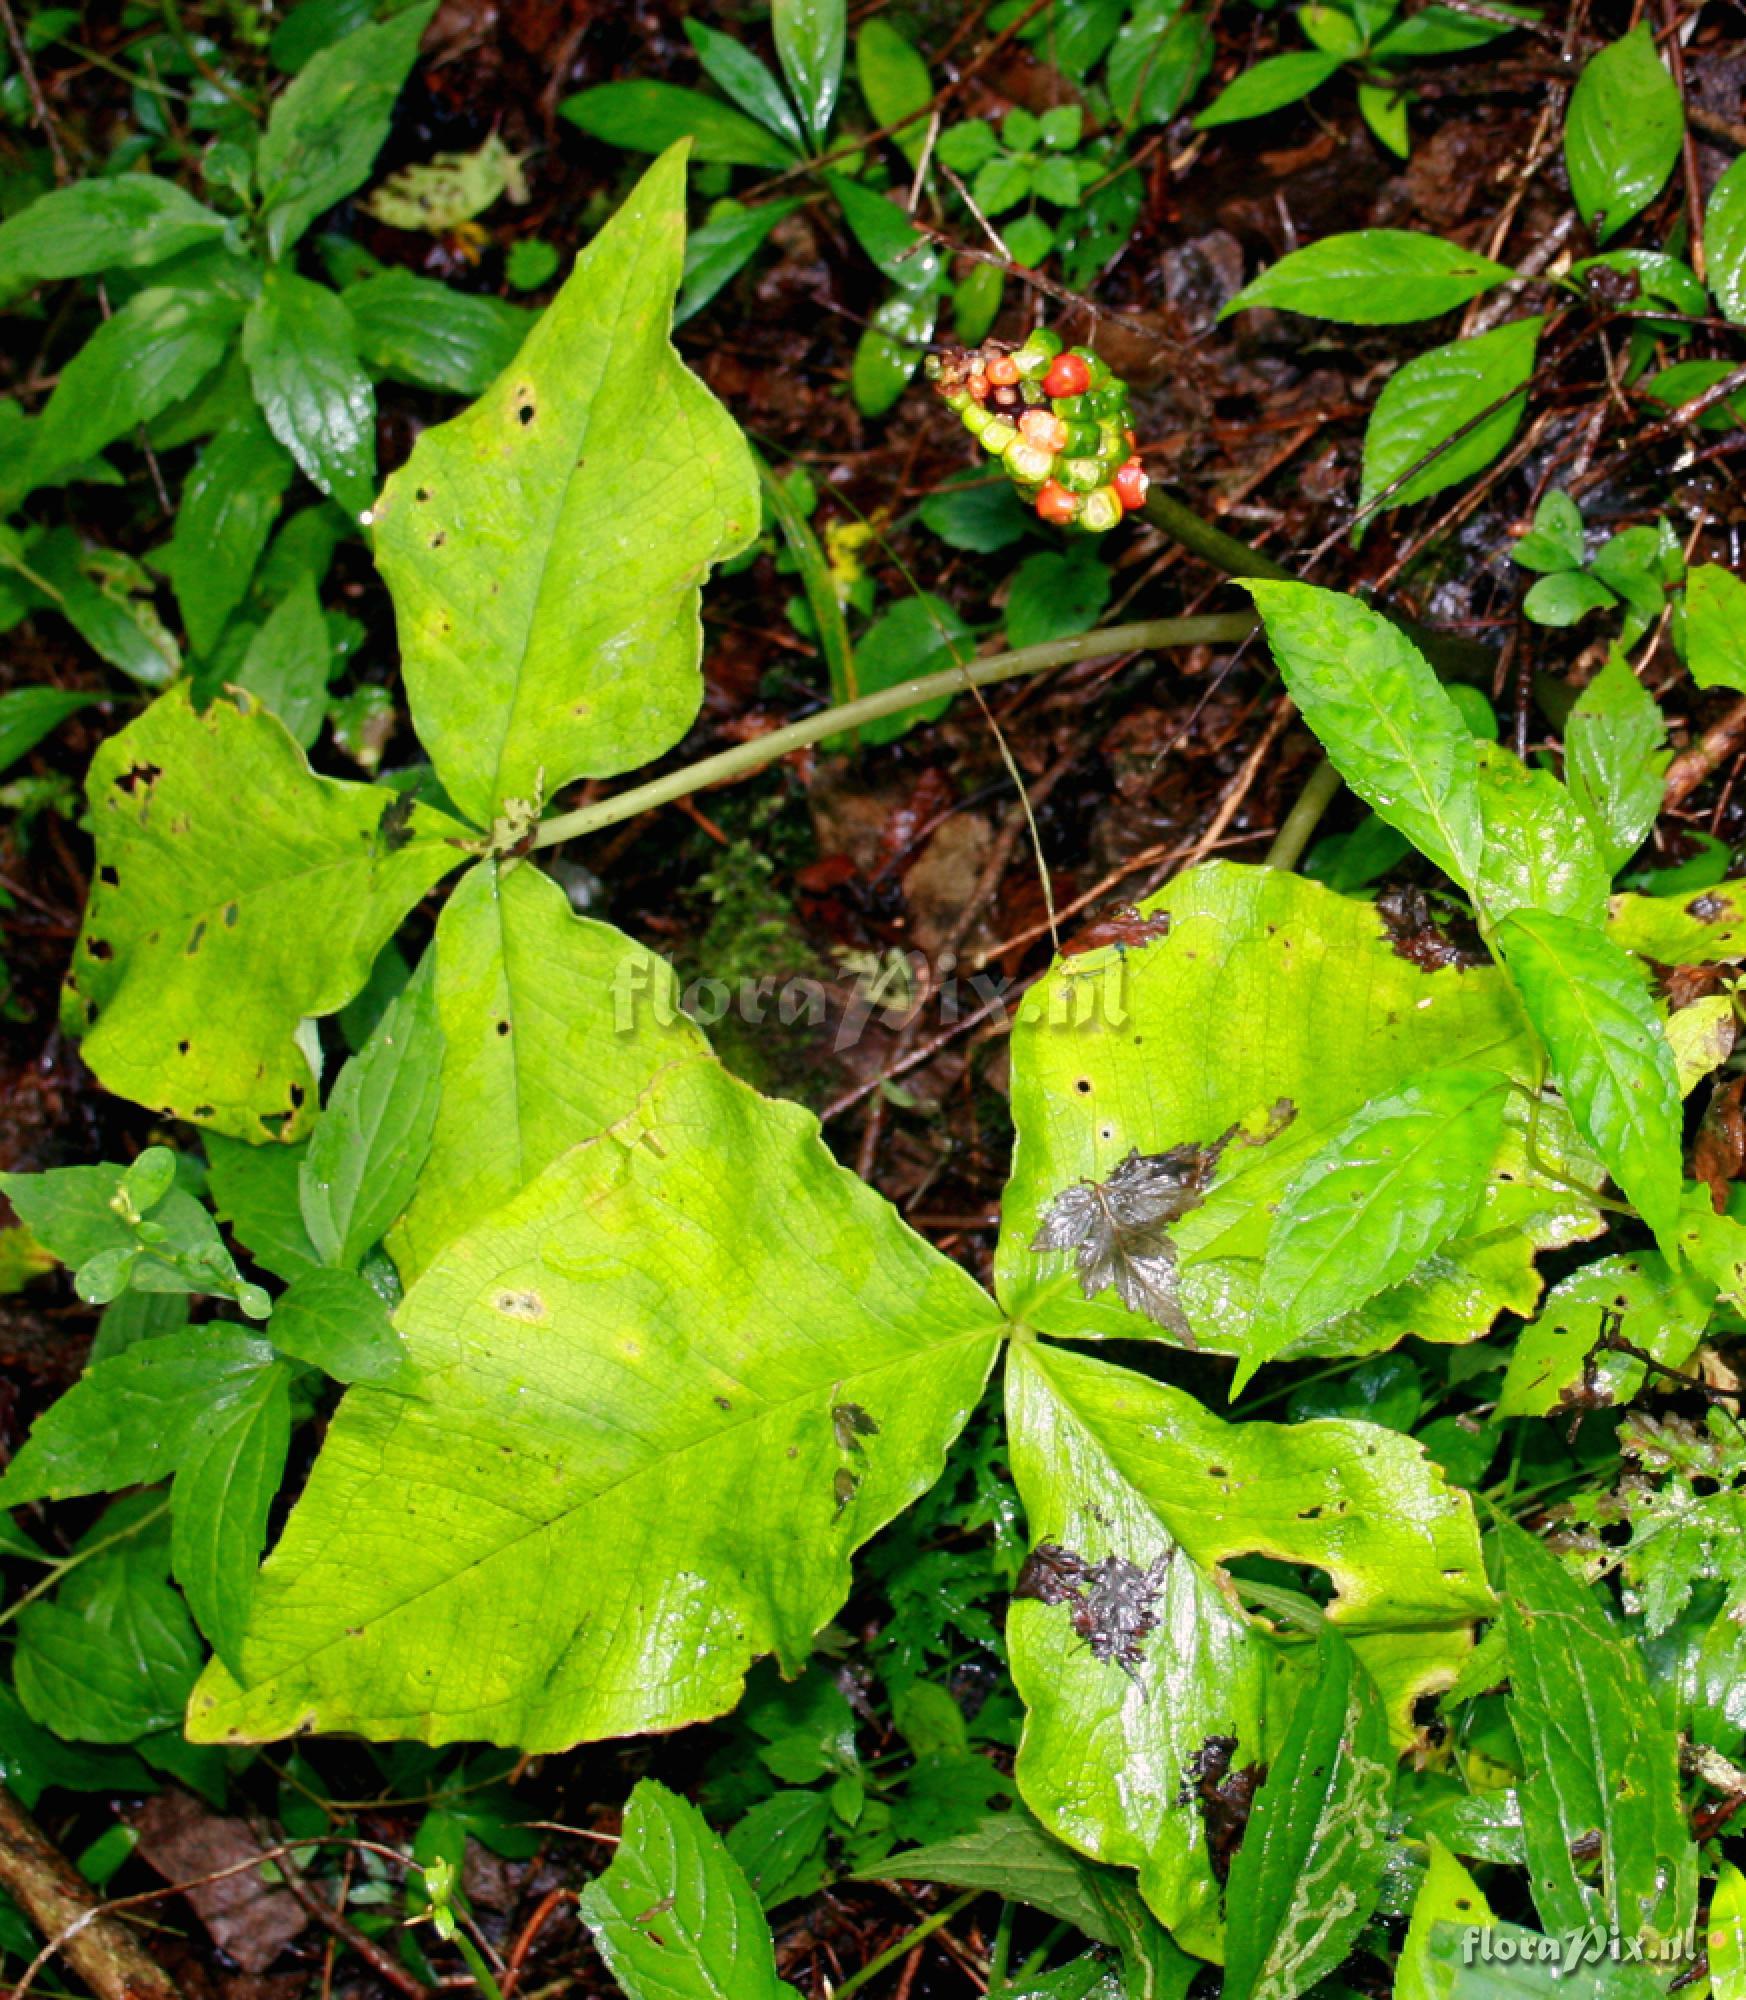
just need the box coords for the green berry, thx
[981,416,1019,454]
[1082,485,1123,532]
[1070,345,1111,389]
[1051,393,1091,421]
[961,404,993,437]
[1003,436,1056,484]
[1060,419,1101,455]
[1059,455,1104,494]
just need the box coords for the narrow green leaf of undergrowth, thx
[16,1516,203,1744]
[268,1268,407,1383]
[0,1329,280,1507]
[1004,1339,1490,1955]
[244,269,376,519]
[1494,908,1682,1249]
[300,952,441,1271]
[759,456,854,710]
[1358,316,1542,521]
[1374,1,1540,59]
[998,864,1601,1355]
[856,18,931,166]
[1494,1517,1696,1943]
[0,687,101,774]
[163,412,295,658]
[387,861,707,1284]
[343,270,534,396]
[827,173,944,289]
[62,686,466,1140]
[188,1054,1005,1751]
[1238,1066,1508,1390]
[862,1811,1193,2000]
[1708,157,1746,326]
[1564,24,1683,245]
[1688,564,1746,692]
[773,0,843,147]
[560,81,799,169]
[25,290,242,497]
[1222,1631,1393,2000]
[171,1357,293,1675]
[578,1780,795,1999]
[257,2,437,258]
[1248,583,1482,888]
[1472,739,1610,924]
[0,176,230,295]
[1222,230,1513,325]
[1107,1,1212,127]
[684,19,805,155]
[676,198,805,325]
[28,530,182,689]
[852,285,938,418]
[1562,652,1668,872]
[234,574,330,748]
[1194,49,1342,128]
[373,146,759,828]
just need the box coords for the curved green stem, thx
[529,613,1256,851]
[1141,487,1295,583]
[1264,754,1343,871]
[832,1889,981,2000]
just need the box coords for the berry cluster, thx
[926,329,1148,533]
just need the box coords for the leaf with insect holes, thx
[372,147,759,828]
[1004,1339,1491,1957]
[579,1780,796,1999]
[187,1055,1004,1752]
[60,686,467,1141]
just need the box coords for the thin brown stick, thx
[0,1783,181,2000]
[250,1820,428,2000]
[0,0,70,180]
[1664,697,1746,810]
[1691,103,1746,152]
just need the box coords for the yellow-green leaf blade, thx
[373,146,759,827]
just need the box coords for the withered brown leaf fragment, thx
[1030,1142,1227,1340]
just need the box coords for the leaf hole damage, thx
[85,937,113,961]
[115,760,163,795]
[496,1019,510,1036]
[98,865,118,886]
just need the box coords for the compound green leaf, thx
[1565,25,1683,244]
[1249,583,1483,889]
[27,289,242,496]
[1222,1631,1393,2000]
[1238,1067,1508,1390]
[163,411,296,657]
[171,1357,293,1674]
[343,270,534,396]
[1472,739,1610,923]
[0,1329,280,1507]
[0,176,230,295]
[187,1054,1004,1751]
[300,952,442,1270]
[256,3,437,258]
[578,1780,795,2000]
[1495,908,1682,1250]
[1005,1340,1490,1955]
[387,860,707,1284]
[1708,156,1746,326]
[1359,317,1542,519]
[773,0,843,146]
[1561,653,1668,872]
[998,864,1602,1358]
[1495,1517,1696,1943]
[1688,564,1746,693]
[372,147,759,828]
[244,268,376,519]
[1222,230,1512,324]
[62,685,467,1140]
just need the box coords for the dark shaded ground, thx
[2,0,1746,1993]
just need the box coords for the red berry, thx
[986,354,1021,386]
[968,375,990,403]
[1035,480,1080,525]
[1113,460,1149,510]
[1043,353,1092,397]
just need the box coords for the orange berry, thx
[986,354,1021,386]
[968,375,990,402]
[1035,480,1080,525]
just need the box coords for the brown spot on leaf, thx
[494,1290,547,1322]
